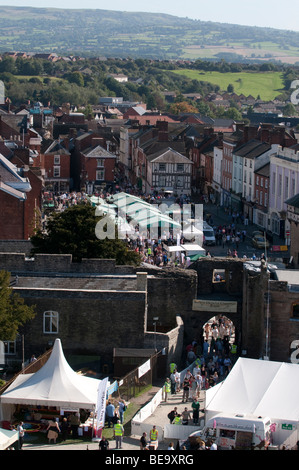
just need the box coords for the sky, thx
[0,0,298,32]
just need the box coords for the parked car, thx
[252,233,270,249]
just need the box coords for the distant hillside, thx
[0,6,299,64]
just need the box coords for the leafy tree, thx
[169,100,198,115]
[30,204,141,265]
[0,270,36,341]
[283,103,297,116]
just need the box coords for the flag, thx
[95,377,109,430]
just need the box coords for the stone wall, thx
[189,257,244,295]
[269,281,299,362]
[16,287,147,370]
[0,253,135,275]
[0,240,33,255]
[144,316,184,367]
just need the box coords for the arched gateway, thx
[186,258,243,358]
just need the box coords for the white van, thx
[203,222,216,246]
[189,413,273,450]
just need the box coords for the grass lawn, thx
[172,69,285,101]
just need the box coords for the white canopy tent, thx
[205,357,299,448]
[0,428,19,450]
[0,339,102,422]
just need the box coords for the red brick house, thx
[74,133,116,194]
[41,139,71,192]
[0,152,43,240]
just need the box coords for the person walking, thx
[164,378,171,402]
[113,419,124,449]
[149,425,158,443]
[106,401,115,428]
[46,419,61,444]
[99,436,109,450]
[167,407,178,424]
[181,407,192,425]
[191,398,200,425]
[140,432,147,450]
[17,421,25,450]
[118,399,126,424]
[60,417,69,441]
[182,376,190,403]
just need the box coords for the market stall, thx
[0,339,103,439]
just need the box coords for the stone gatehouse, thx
[1,250,298,372]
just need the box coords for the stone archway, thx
[190,301,242,359]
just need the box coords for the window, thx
[285,176,289,199]
[260,178,263,188]
[96,169,105,180]
[260,191,263,205]
[43,311,59,334]
[53,166,60,177]
[265,179,268,189]
[3,340,16,355]
[159,163,166,172]
[176,163,184,172]
[264,193,268,207]
[97,158,105,168]
[176,177,183,188]
[54,155,60,165]
[272,173,276,195]
[256,176,259,186]
[292,303,299,318]
[159,175,166,187]
[278,174,282,197]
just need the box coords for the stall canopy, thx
[0,339,101,409]
[109,192,181,229]
[205,357,299,422]
[0,428,19,450]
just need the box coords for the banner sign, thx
[107,380,118,397]
[192,299,237,313]
[138,359,151,378]
[96,377,109,430]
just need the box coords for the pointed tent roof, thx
[205,357,299,422]
[0,339,101,408]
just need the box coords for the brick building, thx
[0,152,42,240]
[73,132,117,194]
[41,138,71,192]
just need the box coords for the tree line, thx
[0,56,298,118]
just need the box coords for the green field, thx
[172,69,285,101]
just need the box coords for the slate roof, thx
[234,139,271,158]
[286,193,299,209]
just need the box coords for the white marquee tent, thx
[0,339,102,422]
[0,428,19,450]
[205,357,299,448]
